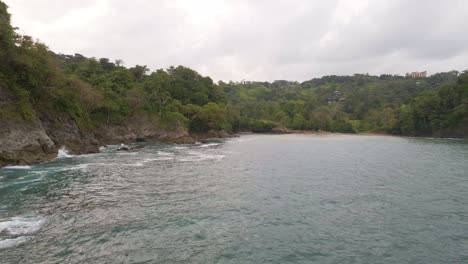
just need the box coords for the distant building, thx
[406,71,427,78]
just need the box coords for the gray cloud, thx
[4,0,468,81]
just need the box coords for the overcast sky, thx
[4,0,468,82]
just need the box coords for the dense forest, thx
[223,71,467,137]
[1,1,467,139]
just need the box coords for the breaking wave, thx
[57,147,73,158]
[0,216,45,236]
[157,151,174,156]
[179,151,225,162]
[0,236,32,249]
[2,165,32,170]
[0,216,45,249]
[173,146,188,150]
[199,143,220,148]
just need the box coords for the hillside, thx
[0,1,467,167]
[220,71,467,136]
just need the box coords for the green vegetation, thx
[219,72,467,136]
[0,1,466,137]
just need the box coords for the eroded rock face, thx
[0,110,197,167]
[0,113,102,167]
[156,124,195,144]
[1,81,200,167]
[40,114,100,155]
[93,114,195,145]
[192,130,231,142]
[0,121,57,167]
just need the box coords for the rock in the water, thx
[117,144,145,151]
[117,145,130,151]
[0,121,57,167]
[131,145,145,150]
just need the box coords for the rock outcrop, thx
[0,111,195,167]
[0,120,57,167]
[192,130,231,142]
[40,113,100,155]
[0,85,221,167]
[92,113,195,145]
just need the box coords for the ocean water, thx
[0,134,467,263]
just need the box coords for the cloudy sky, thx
[4,0,468,82]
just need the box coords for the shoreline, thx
[1,130,466,169]
[235,130,468,139]
[237,130,396,137]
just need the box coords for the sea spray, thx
[0,216,45,236]
[2,165,32,170]
[0,216,45,249]
[199,143,220,147]
[0,236,32,249]
[57,146,72,158]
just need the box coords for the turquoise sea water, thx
[0,134,467,263]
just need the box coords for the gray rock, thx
[0,120,57,167]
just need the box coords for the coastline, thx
[237,129,393,137]
[235,129,468,139]
[1,129,466,169]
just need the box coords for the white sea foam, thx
[180,151,225,162]
[49,163,90,172]
[2,165,32,170]
[173,146,188,150]
[116,152,138,155]
[30,171,48,175]
[144,157,173,162]
[6,177,44,186]
[232,137,258,143]
[0,236,32,249]
[120,161,145,167]
[0,216,45,236]
[0,216,45,249]
[199,143,220,147]
[130,156,175,165]
[157,151,174,156]
[57,146,73,158]
[67,164,90,171]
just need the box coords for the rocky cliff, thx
[0,120,57,166]
[0,115,194,167]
